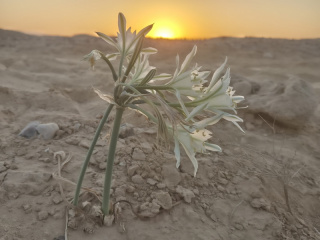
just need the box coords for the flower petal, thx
[174,137,181,168]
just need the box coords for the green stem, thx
[73,104,114,206]
[101,107,125,215]
[135,85,173,91]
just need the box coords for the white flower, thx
[129,53,155,84]
[173,125,221,176]
[96,13,157,61]
[165,46,210,98]
[83,50,101,69]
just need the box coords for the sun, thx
[153,27,175,39]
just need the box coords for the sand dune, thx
[1,29,320,239]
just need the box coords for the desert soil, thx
[1,29,320,240]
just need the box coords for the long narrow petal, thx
[180,143,198,177]
[204,142,222,152]
[96,32,118,50]
[207,57,227,92]
[174,137,181,168]
[179,45,197,75]
[93,88,115,104]
[118,13,127,50]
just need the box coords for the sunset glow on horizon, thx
[1,0,320,39]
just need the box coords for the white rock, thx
[36,123,59,140]
[176,185,195,203]
[19,121,40,138]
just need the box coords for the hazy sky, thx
[1,0,319,39]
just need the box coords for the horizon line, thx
[1,28,320,41]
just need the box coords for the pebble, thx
[132,148,146,161]
[250,198,271,211]
[65,137,80,145]
[38,210,49,220]
[115,187,126,197]
[98,162,107,170]
[127,165,139,177]
[79,140,91,149]
[175,185,195,203]
[234,223,244,230]
[218,178,229,185]
[126,185,135,193]
[147,178,157,186]
[162,164,181,188]
[139,201,160,218]
[154,191,173,210]
[52,195,63,204]
[22,204,32,213]
[141,142,153,154]
[119,124,134,138]
[132,174,145,184]
[217,185,226,192]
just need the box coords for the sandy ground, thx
[1,29,320,240]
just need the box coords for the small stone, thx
[99,162,107,170]
[147,178,157,186]
[218,178,229,185]
[48,208,56,216]
[126,185,135,193]
[154,191,172,210]
[139,201,160,218]
[119,124,134,138]
[250,198,271,211]
[234,223,244,230]
[79,140,90,149]
[141,142,153,154]
[217,185,225,192]
[127,165,139,177]
[52,195,63,204]
[65,137,80,145]
[115,187,126,197]
[210,214,217,222]
[38,210,49,220]
[22,204,32,213]
[132,148,146,161]
[176,185,195,203]
[132,174,145,184]
[162,164,181,188]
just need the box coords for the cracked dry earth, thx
[1,30,320,240]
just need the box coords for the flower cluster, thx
[84,13,244,176]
